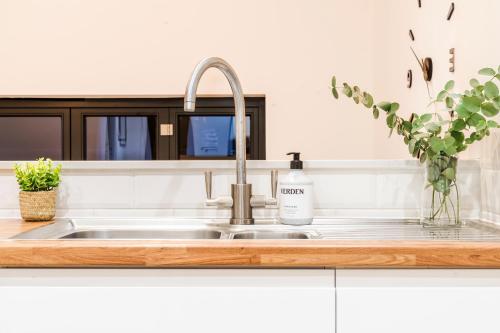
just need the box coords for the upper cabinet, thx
[0,98,265,161]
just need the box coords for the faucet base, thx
[231,184,253,225]
[230,218,255,225]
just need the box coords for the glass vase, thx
[421,155,461,228]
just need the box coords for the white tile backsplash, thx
[481,131,500,223]
[58,175,134,209]
[0,160,489,221]
[311,172,377,209]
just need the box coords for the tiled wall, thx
[0,160,482,221]
[481,132,500,223]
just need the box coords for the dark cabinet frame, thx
[0,97,266,160]
[0,107,71,160]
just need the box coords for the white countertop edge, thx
[0,159,480,171]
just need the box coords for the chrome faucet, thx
[184,57,277,224]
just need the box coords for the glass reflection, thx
[85,116,156,160]
[178,115,250,159]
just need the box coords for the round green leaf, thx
[467,113,487,128]
[390,103,400,112]
[450,131,465,144]
[429,137,445,154]
[420,113,433,123]
[455,104,471,118]
[386,113,397,128]
[479,68,496,76]
[436,90,448,101]
[331,76,336,88]
[484,81,499,99]
[377,102,392,112]
[481,102,499,117]
[442,168,456,180]
[470,78,480,88]
[342,83,353,97]
[445,96,454,108]
[425,122,441,134]
[331,87,339,99]
[419,151,427,164]
[462,96,481,113]
[494,96,500,109]
[362,92,374,108]
[451,119,466,131]
[487,120,499,128]
[353,86,361,94]
[444,80,455,91]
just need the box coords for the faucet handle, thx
[251,169,279,207]
[204,171,233,208]
[204,171,212,200]
[271,169,278,200]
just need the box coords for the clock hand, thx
[410,46,424,71]
[410,47,432,100]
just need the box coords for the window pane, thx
[85,116,156,160]
[178,115,251,159]
[0,116,63,160]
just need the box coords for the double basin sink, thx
[13,218,500,241]
[59,229,311,240]
[14,218,317,240]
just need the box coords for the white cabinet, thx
[336,269,500,333]
[0,269,335,333]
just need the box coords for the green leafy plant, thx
[14,158,62,192]
[331,66,500,225]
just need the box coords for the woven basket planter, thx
[19,190,56,222]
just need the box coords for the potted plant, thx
[14,158,62,222]
[331,66,500,227]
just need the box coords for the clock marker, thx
[447,2,455,20]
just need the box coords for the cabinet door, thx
[0,108,70,160]
[337,269,500,333]
[0,269,335,333]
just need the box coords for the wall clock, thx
[407,1,455,89]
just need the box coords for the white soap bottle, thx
[279,152,314,225]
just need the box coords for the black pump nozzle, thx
[286,152,303,170]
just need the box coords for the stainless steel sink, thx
[59,229,222,240]
[12,218,500,242]
[231,231,311,239]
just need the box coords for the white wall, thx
[0,0,377,160]
[372,0,500,159]
[0,0,498,160]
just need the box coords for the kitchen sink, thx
[59,229,223,240]
[12,218,500,242]
[231,231,311,239]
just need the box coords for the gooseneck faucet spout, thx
[184,57,247,185]
[184,57,277,225]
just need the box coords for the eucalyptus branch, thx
[330,65,500,165]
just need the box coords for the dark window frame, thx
[0,97,266,160]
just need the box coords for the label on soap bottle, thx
[279,184,313,224]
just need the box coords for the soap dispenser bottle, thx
[279,152,314,225]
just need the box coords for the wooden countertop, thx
[2,219,500,268]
